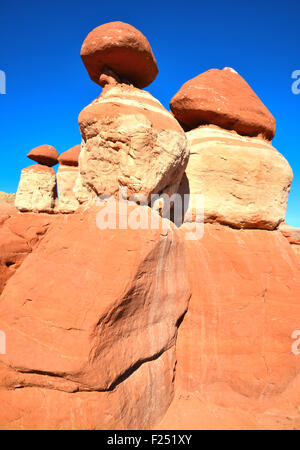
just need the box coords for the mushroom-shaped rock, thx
[57,145,81,213]
[27,145,59,167]
[170,68,276,140]
[78,83,189,204]
[179,125,293,230]
[58,145,81,166]
[80,21,158,88]
[15,165,57,213]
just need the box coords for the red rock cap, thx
[170,67,276,140]
[27,145,59,167]
[58,145,81,166]
[80,21,158,89]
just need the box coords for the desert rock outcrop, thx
[0,192,15,205]
[158,224,300,430]
[1,20,299,431]
[0,205,56,295]
[0,205,190,429]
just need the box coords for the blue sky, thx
[0,0,299,225]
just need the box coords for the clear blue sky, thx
[0,0,299,226]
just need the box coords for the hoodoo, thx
[171,68,293,229]
[1,21,300,431]
[56,145,81,213]
[78,21,189,206]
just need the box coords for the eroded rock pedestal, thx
[14,165,57,213]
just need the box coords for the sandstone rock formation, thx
[0,205,190,429]
[56,145,81,213]
[0,192,15,205]
[78,83,189,203]
[170,67,276,139]
[1,21,299,431]
[0,204,56,295]
[157,224,300,430]
[27,145,59,167]
[179,125,293,229]
[15,165,57,213]
[81,21,158,88]
[279,222,300,257]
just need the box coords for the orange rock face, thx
[170,67,276,139]
[81,22,158,88]
[158,224,300,429]
[27,145,59,167]
[0,205,57,295]
[0,206,299,429]
[0,205,190,429]
[279,222,300,258]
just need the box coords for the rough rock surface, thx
[0,205,190,429]
[56,165,80,213]
[57,145,82,212]
[157,223,300,430]
[279,222,300,257]
[74,171,95,205]
[15,165,57,213]
[170,67,276,139]
[81,21,158,89]
[58,145,81,166]
[179,125,292,229]
[27,145,59,167]
[78,84,189,203]
[0,192,15,205]
[0,205,56,295]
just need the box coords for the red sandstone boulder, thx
[81,21,158,88]
[27,145,59,167]
[58,145,81,166]
[170,67,276,139]
[0,206,57,295]
[0,205,190,429]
